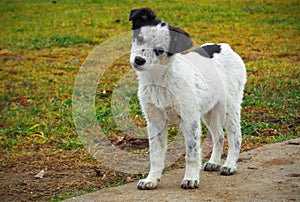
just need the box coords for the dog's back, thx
[204,43,247,109]
[189,43,247,110]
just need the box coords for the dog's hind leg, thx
[221,107,242,175]
[180,119,201,189]
[202,107,224,172]
[137,107,168,190]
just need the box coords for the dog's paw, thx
[137,179,158,190]
[220,166,237,175]
[181,179,199,189]
[203,162,221,172]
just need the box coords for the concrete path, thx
[65,138,300,201]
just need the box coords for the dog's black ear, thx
[168,26,193,54]
[129,8,156,22]
[129,8,158,30]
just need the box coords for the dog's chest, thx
[138,80,182,124]
[138,84,177,108]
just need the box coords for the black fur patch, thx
[193,44,221,58]
[168,25,193,55]
[129,8,162,39]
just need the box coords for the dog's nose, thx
[134,56,146,66]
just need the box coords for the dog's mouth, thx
[132,63,145,71]
[132,63,139,68]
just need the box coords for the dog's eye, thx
[136,36,143,43]
[154,48,164,56]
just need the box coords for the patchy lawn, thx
[0,0,299,201]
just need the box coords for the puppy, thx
[129,8,246,190]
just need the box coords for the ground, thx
[0,142,140,201]
[1,138,299,201]
[66,138,300,202]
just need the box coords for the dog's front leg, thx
[180,120,201,189]
[137,107,168,190]
[137,123,168,190]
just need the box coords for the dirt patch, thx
[262,158,295,167]
[1,139,298,201]
[66,138,300,202]
[0,145,140,201]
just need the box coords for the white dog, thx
[129,8,246,190]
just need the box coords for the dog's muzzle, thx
[134,56,146,67]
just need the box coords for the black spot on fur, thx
[188,141,198,154]
[150,132,161,142]
[136,35,144,43]
[153,48,164,56]
[235,139,241,150]
[195,83,200,89]
[193,44,221,58]
[191,121,199,136]
[219,136,224,144]
[187,121,200,154]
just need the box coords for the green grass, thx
[0,0,299,198]
[1,0,299,147]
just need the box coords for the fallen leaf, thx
[35,169,45,179]
[115,136,125,145]
[83,20,91,26]
[0,49,10,55]
[20,95,28,99]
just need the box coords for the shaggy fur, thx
[129,8,247,190]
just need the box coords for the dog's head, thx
[129,8,193,71]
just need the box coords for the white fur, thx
[130,23,171,70]
[130,23,246,190]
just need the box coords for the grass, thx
[0,0,299,201]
